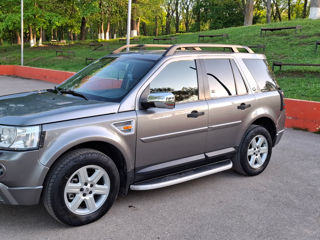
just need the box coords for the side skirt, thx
[130,160,232,191]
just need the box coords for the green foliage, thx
[1,19,319,101]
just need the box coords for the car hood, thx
[0,91,120,125]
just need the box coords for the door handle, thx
[237,103,251,110]
[187,110,205,118]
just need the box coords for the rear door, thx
[200,58,256,156]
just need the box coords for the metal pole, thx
[21,0,24,66]
[126,0,132,52]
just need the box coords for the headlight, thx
[0,125,41,150]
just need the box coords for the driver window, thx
[150,60,199,103]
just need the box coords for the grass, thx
[0,19,320,101]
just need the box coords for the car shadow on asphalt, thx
[0,170,241,230]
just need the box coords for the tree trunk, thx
[196,0,201,31]
[142,21,147,36]
[271,4,277,21]
[273,0,282,21]
[155,16,159,36]
[80,17,87,40]
[99,0,105,40]
[39,27,43,46]
[69,31,74,41]
[43,29,46,42]
[16,31,21,45]
[303,0,308,18]
[166,11,171,34]
[288,0,291,20]
[99,22,105,40]
[106,22,110,40]
[175,0,179,33]
[185,4,190,32]
[131,0,138,37]
[137,17,141,36]
[244,0,254,26]
[29,26,35,47]
[309,0,320,19]
[267,0,272,23]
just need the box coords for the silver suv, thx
[0,44,285,225]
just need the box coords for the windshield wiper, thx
[47,86,61,94]
[59,89,89,101]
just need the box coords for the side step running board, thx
[130,160,233,191]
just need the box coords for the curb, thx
[0,65,75,84]
[0,65,319,133]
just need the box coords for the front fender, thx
[38,114,136,177]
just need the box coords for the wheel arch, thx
[42,141,132,196]
[250,116,277,145]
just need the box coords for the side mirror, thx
[142,92,175,109]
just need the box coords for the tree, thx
[244,0,254,25]
[273,0,282,21]
[309,0,320,19]
[288,0,291,20]
[303,0,309,18]
[181,0,194,32]
[174,0,180,33]
[263,0,272,23]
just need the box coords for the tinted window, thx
[230,60,248,95]
[243,59,277,92]
[150,60,199,103]
[203,59,236,98]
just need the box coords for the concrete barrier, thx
[0,65,75,84]
[0,65,319,132]
[284,98,320,133]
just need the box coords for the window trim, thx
[230,59,249,96]
[200,58,248,100]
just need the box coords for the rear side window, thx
[203,59,236,98]
[150,60,199,103]
[243,59,278,92]
[231,60,248,95]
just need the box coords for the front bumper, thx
[0,183,43,205]
[0,150,48,205]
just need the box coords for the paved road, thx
[0,76,55,95]
[0,76,319,240]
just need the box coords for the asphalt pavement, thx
[0,76,319,240]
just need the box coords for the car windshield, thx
[58,56,156,102]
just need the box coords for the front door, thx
[135,59,208,180]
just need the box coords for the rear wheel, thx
[233,125,272,176]
[43,148,120,226]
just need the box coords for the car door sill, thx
[130,160,233,191]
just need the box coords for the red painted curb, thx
[0,65,75,84]
[0,65,319,132]
[284,98,320,132]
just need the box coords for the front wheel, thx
[233,125,273,176]
[43,148,120,226]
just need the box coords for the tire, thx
[233,125,273,176]
[43,148,120,226]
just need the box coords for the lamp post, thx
[21,0,24,66]
[126,0,132,51]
